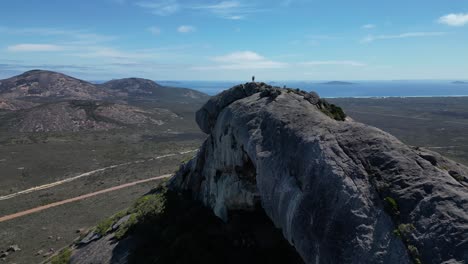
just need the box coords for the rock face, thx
[172,82,468,264]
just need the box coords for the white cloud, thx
[136,0,258,19]
[362,24,376,29]
[70,47,164,63]
[7,44,65,52]
[361,32,447,43]
[148,26,161,35]
[136,0,180,16]
[192,1,251,20]
[177,25,196,33]
[193,51,287,70]
[438,13,468,26]
[301,60,366,67]
[228,15,244,20]
[0,26,116,45]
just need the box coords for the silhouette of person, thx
[252,76,255,82]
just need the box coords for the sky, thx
[0,0,467,81]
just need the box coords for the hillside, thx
[0,70,114,104]
[0,70,209,132]
[70,83,467,264]
[100,78,209,103]
[0,100,179,132]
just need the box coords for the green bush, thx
[115,213,138,240]
[408,245,421,264]
[317,99,346,121]
[50,247,72,264]
[113,187,168,240]
[384,196,399,215]
[398,223,415,237]
[95,218,114,236]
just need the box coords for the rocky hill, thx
[100,78,209,103]
[68,83,467,264]
[0,70,113,104]
[0,70,209,132]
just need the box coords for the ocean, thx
[157,80,468,98]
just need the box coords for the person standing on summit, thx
[252,76,255,82]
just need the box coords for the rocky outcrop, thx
[172,82,468,264]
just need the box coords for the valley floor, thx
[329,96,468,166]
[0,130,204,263]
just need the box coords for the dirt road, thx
[0,174,171,223]
[0,149,196,201]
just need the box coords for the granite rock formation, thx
[172,82,468,264]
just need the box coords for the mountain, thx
[320,81,355,85]
[72,83,467,264]
[0,70,209,132]
[453,81,467,85]
[0,70,113,103]
[100,78,209,103]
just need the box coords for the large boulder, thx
[172,83,468,264]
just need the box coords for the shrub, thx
[50,247,72,264]
[398,223,415,237]
[115,213,138,240]
[259,89,281,100]
[408,245,421,264]
[317,99,346,121]
[384,196,399,215]
[95,218,114,236]
[113,187,168,240]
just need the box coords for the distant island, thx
[452,81,468,85]
[321,81,355,85]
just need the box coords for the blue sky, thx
[1,0,467,81]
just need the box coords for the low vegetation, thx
[49,247,72,264]
[318,99,347,121]
[384,196,400,215]
[95,210,129,236]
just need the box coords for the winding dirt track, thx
[0,174,171,223]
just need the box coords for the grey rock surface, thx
[71,234,135,264]
[78,232,102,246]
[172,83,468,264]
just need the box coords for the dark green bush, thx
[317,99,346,121]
